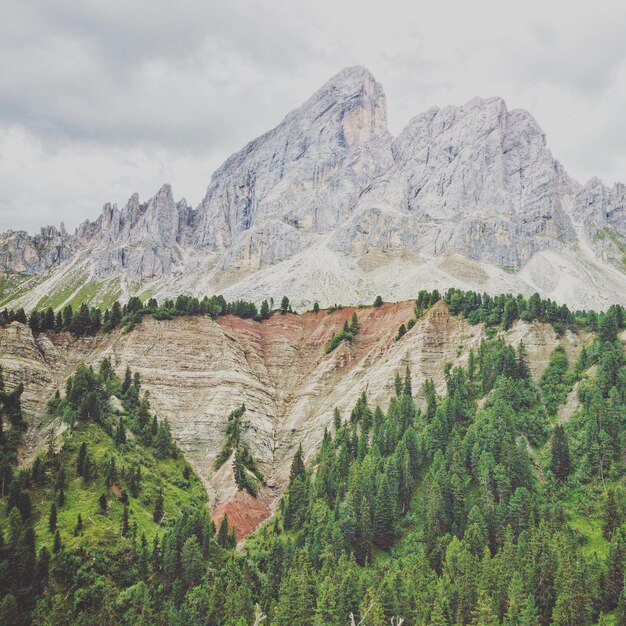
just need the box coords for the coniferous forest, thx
[0,292,625,625]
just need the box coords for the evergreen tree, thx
[516,340,530,379]
[403,364,412,397]
[154,418,176,458]
[121,505,129,537]
[181,535,204,587]
[74,513,83,536]
[217,514,231,548]
[52,530,62,553]
[394,371,403,397]
[121,366,132,395]
[550,425,571,482]
[76,442,88,477]
[373,475,395,549]
[290,444,306,482]
[48,502,57,532]
[350,312,358,331]
[153,489,164,523]
[603,490,620,540]
[115,417,126,445]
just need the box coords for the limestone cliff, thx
[2,67,626,313]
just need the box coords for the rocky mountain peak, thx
[191,65,393,252]
[2,67,626,311]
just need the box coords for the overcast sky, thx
[2,0,626,233]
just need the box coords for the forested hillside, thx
[0,294,624,625]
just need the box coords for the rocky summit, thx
[2,66,626,312]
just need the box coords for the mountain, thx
[2,66,626,312]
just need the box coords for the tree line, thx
[0,293,297,338]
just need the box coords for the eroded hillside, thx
[0,301,589,537]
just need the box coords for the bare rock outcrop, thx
[4,66,626,312]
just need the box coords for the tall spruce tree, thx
[550,425,571,482]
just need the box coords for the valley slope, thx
[0,300,589,537]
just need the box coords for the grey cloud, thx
[1,0,626,232]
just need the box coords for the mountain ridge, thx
[1,66,626,311]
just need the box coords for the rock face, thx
[192,66,392,257]
[2,66,626,311]
[0,302,588,537]
[0,225,72,274]
[334,97,577,268]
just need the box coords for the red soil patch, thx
[212,491,271,541]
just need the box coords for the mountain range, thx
[1,66,625,312]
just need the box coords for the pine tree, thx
[43,309,57,332]
[61,305,73,330]
[54,310,63,331]
[115,417,126,445]
[550,425,571,482]
[29,310,40,334]
[333,407,342,431]
[121,366,132,395]
[313,301,320,313]
[153,489,164,523]
[98,493,107,512]
[181,535,205,587]
[373,475,394,549]
[603,490,620,540]
[423,379,437,421]
[121,505,129,537]
[315,574,342,626]
[105,456,117,488]
[74,513,83,536]
[34,546,50,594]
[615,591,626,626]
[152,418,172,457]
[280,296,290,314]
[517,341,530,379]
[350,312,358,331]
[284,475,308,532]
[48,502,57,532]
[602,530,625,612]
[233,448,257,496]
[289,444,306,482]
[471,590,499,625]
[468,349,476,381]
[217,514,231,548]
[394,372,403,397]
[76,441,88,477]
[53,530,62,554]
[403,364,412,397]
[374,295,383,307]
